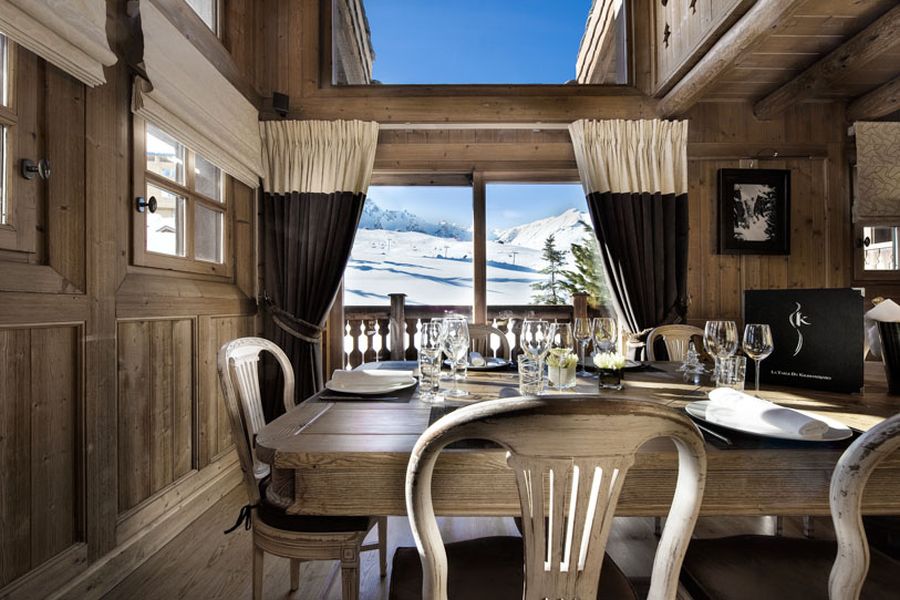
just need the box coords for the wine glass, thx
[743,323,774,393]
[548,323,576,390]
[418,321,445,403]
[592,317,618,354]
[704,320,738,382]
[521,319,552,384]
[573,317,592,376]
[441,318,469,397]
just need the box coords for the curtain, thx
[0,0,116,86]
[260,120,378,418]
[854,121,900,222]
[132,1,262,188]
[569,118,689,337]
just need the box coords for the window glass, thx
[194,153,222,202]
[146,184,186,257]
[185,0,217,33]
[146,124,185,185]
[0,35,8,107]
[195,204,223,263]
[486,183,605,308]
[863,226,899,271]
[0,127,6,225]
[344,186,473,306]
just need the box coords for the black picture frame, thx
[717,168,791,255]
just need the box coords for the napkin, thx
[469,351,486,367]
[706,388,830,438]
[865,298,900,360]
[330,369,414,390]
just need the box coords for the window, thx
[134,118,229,275]
[862,226,899,272]
[0,34,13,227]
[185,0,219,35]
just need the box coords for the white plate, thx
[324,377,417,396]
[685,400,852,442]
[444,357,509,371]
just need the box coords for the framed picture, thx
[717,168,791,254]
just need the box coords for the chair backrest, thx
[217,337,296,504]
[829,413,900,599]
[468,323,512,359]
[647,324,704,361]
[406,396,707,600]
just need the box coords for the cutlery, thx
[694,422,733,446]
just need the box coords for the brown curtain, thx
[259,120,378,419]
[569,119,689,335]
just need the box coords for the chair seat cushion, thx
[388,536,638,600]
[680,534,900,600]
[256,480,372,533]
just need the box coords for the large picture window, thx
[0,34,21,251]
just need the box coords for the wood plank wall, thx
[0,2,257,595]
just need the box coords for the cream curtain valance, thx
[132,1,262,188]
[0,0,116,86]
[855,121,900,222]
[568,119,688,196]
[259,120,379,195]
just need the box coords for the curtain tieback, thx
[264,298,323,344]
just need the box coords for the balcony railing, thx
[340,292,594,369]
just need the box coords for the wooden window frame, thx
[132,115,233,278]
[0,38,24,251]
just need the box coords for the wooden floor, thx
[106,484,832,599]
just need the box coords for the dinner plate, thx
[324,377,417,396]
[443,357,509,371]
[685,400,852,442]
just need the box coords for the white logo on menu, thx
[788,302,811,357]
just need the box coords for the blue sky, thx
[367,183,587,228]
[363,1,591,84]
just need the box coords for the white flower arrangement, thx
[546,348,578,369]
[593,351,626,370]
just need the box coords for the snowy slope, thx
[492,208,591,250]
[359,202,471,240]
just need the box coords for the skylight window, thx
[332,0,627,85]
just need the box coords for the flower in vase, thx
[547,348,578,369]
[593,352,626,370]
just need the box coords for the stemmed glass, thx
[441,318,470,397]
[743,323,774,393]
[704,320,738,382]
[418,321,445,403]
[573,317,592,376]
[548,322,576,390]
[592,317,618,354]
[521,319,553,384]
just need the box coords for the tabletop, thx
[256,361,900,518]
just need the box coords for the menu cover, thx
[744,288,864,393]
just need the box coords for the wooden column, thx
[325,282,346,373]
[389,293,407,360]
[847,75,900,122]
[473,172,487,324]
[572,292,589,321]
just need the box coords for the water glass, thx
[592,317,618,354]
[573,317,592,376]
[704,320,738,382]
[743,323,774,393]
[517,354,544,395]
[417,349,443,403]
[441,318,469,397]
[716,355,747,391]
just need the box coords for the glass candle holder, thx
[598,368,624,391]
[547,363,576,390]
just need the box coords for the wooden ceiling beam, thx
[847,75,900,122]
[753,4,900,120]
[656,0,806,118]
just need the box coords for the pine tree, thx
[531,234,568,305]
[560,221,609,309]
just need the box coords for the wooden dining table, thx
[255,361,900,518]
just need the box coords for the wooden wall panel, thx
[117,320,194,514]
[0,326,80,587]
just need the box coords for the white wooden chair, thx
[389,395,707,600]
[217,337,387,600]
[468,323,512,360]
[679,413,900,600]
[646,324,704,362]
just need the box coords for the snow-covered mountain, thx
[492,208,591,251]
[359,201,471,240]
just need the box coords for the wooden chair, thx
[679,413,900,600]
[468,323,512,360]
[217,337,387,600]
[389,395,707,600]
[646,324,704,361]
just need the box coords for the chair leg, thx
[252,545,264,600]
[654,516,663,537]
[290,558,301,592]
[803,515,815,538]
[774,515,784,537]
[377,517,388,577]
[340,551,361,600]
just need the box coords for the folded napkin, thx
[865,298,900,360]
[706,388,830,438]
[469,351,486,367]
[330,369,414,389]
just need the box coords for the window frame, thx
[132,115,232,277]
[186,0,223,38]
[0,37,22,251]
[854,221,900,282]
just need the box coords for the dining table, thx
[254,360,900,518]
